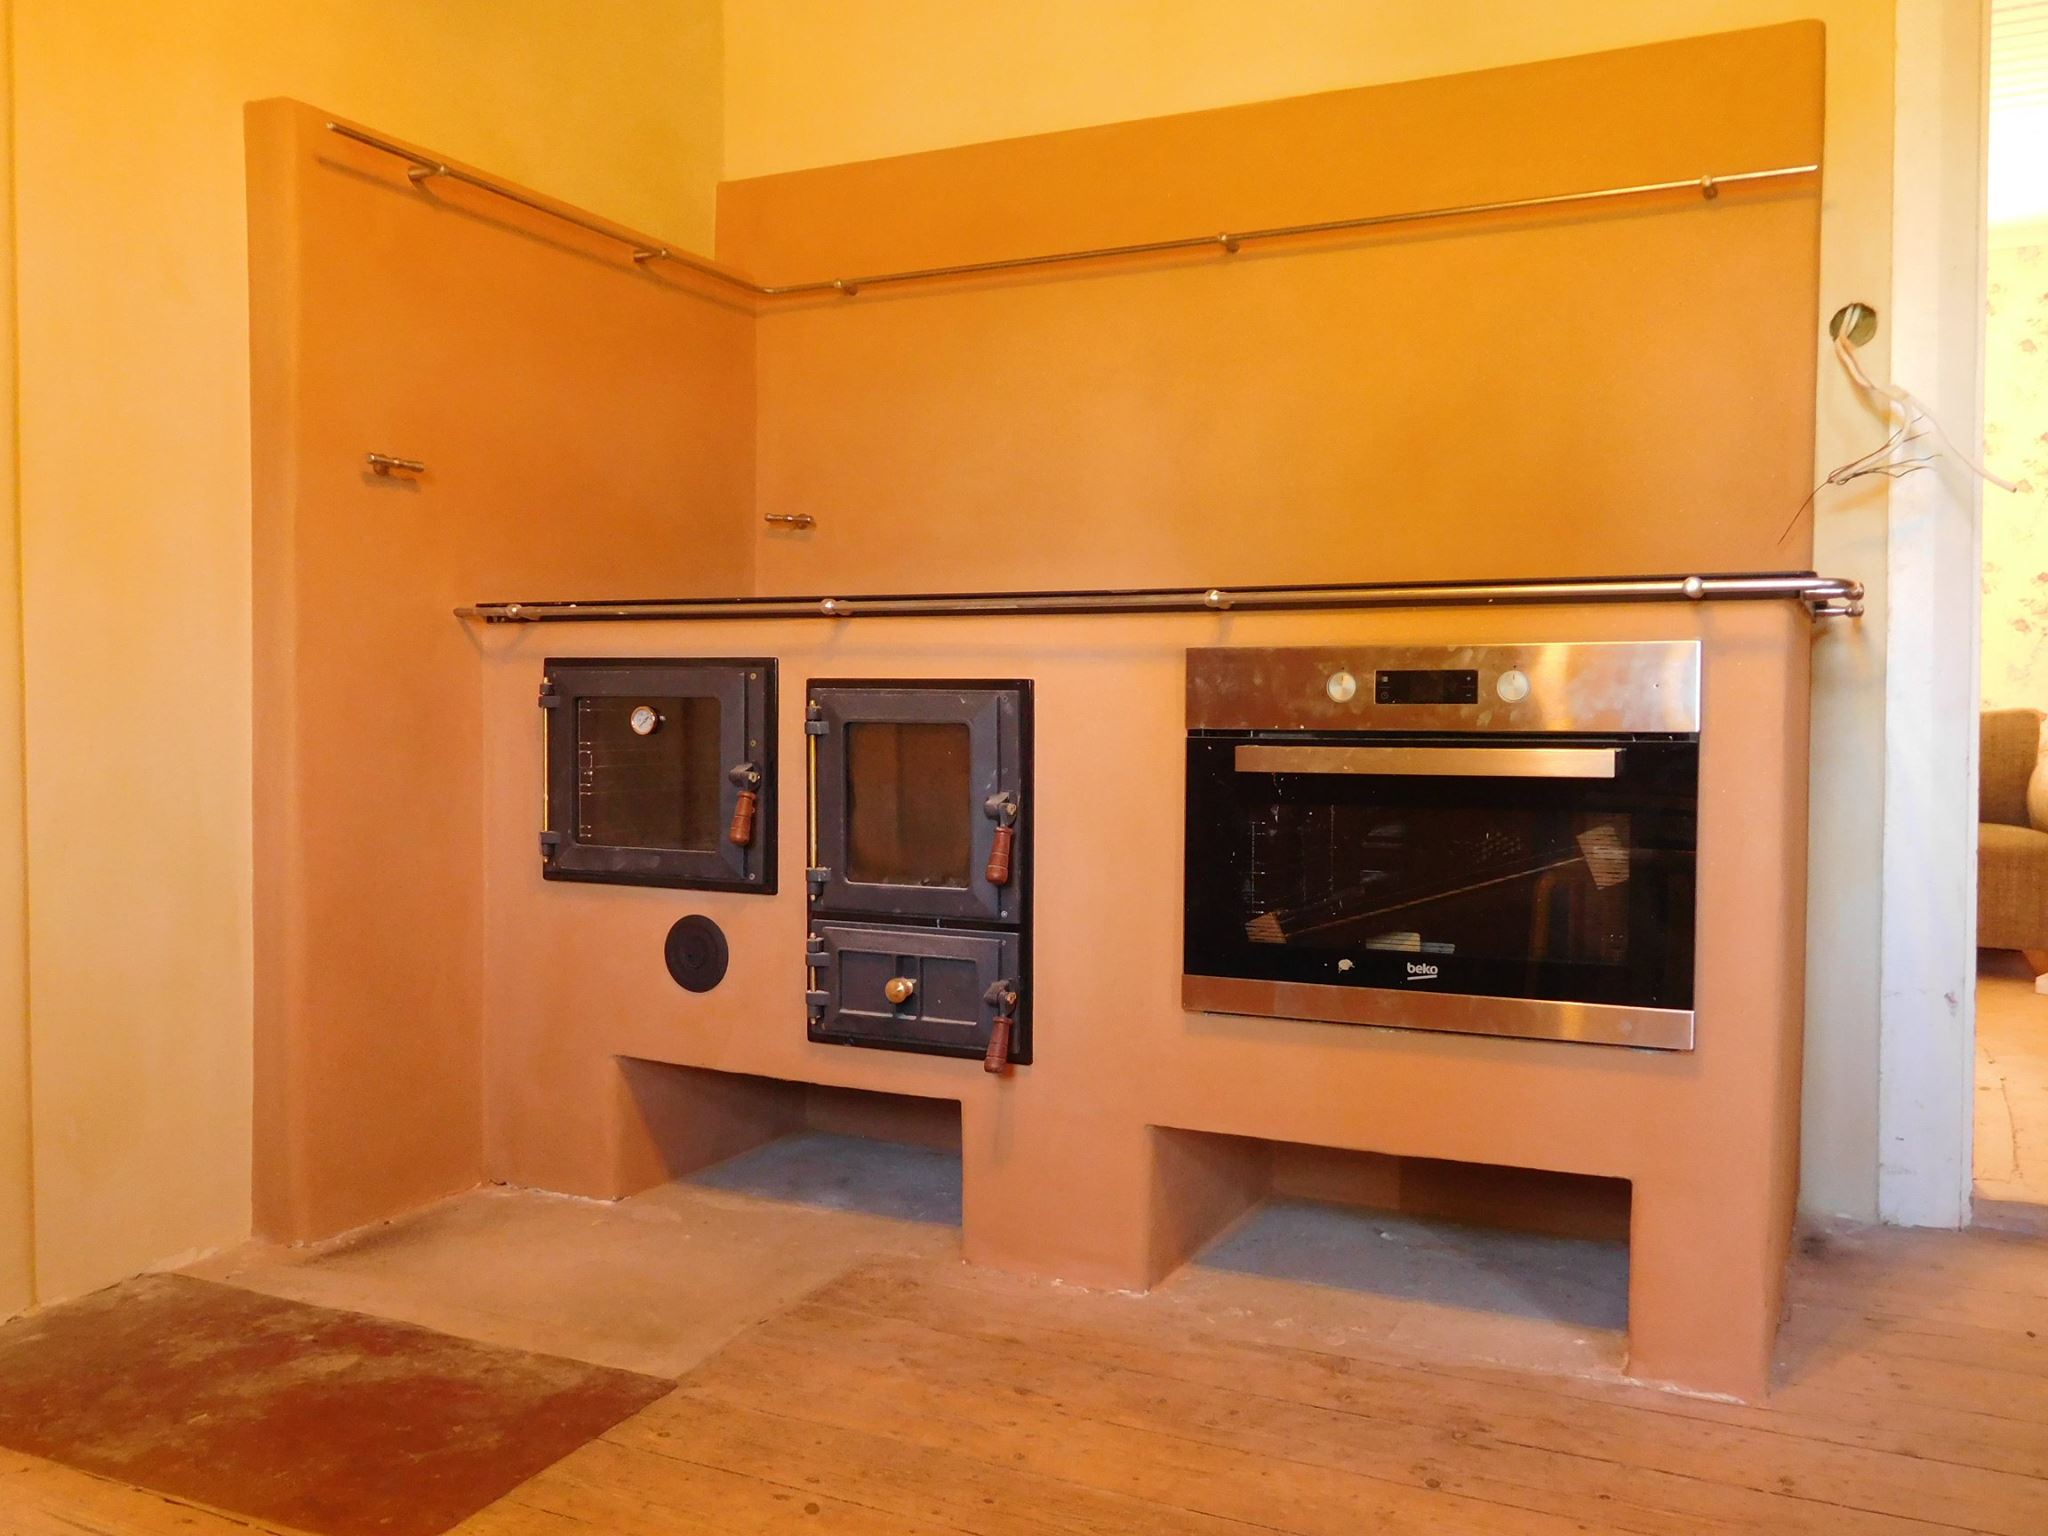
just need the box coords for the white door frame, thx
[1877,0,1990,1228]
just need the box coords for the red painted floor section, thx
[0,1273,671,1536]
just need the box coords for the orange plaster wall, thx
[247,101,753,1241]
[719,24,1823,595]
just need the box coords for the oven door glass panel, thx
[543,659,775,891]
[575,695,723,852]
[1184,735,1696,1011]
[810,682,1025,923]
[845,721,973,887]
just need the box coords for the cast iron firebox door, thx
[806,680,1031,1066]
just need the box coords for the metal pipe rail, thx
[325,121,1818,300]
[456,573,1864,625]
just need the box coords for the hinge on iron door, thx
[806,866,830,890]
[539,830,562,860]
[537,678,561,708]
[804,703,829,736]
[805,933,830,1021]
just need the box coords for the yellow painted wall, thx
[1980,17,2048,711]
[0,0,34,1320]
[7,0,724,1306]
[722,0,1899,1218]
[1982,232,2048,708]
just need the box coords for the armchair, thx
[1979,707,2048,978]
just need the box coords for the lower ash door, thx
[807,922,1027,1063]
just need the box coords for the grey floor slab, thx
[1195,1198,1628,1331]
[689,1131,964,1226]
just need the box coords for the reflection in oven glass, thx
[1241,804,1635,969]
[846,721,972,887]
[575,695,722,851]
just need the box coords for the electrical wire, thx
[1830,329,2017,493]
[1780,329,2015,544]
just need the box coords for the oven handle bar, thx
[1233,744,1620,779]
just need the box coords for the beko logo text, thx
[1405,962,1439,980]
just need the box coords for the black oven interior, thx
[806,680,1032,1067]
[540,658,776,891]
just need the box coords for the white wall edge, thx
[1877,0,1988,1228]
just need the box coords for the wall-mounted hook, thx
[366,453,426,478]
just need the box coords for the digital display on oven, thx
[1374,668,1479,705]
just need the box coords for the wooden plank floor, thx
[6,1209,2047,1534]
[1976,952,2048,1224]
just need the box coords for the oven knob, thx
[1325,670,1358,703]
[629,705,661,736]
[1495,669,1531,704]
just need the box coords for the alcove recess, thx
[617,1059,962,1222]
[1150,1127,1631,1313]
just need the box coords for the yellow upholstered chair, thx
[1980,707,2048,974]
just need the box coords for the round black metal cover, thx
[663,915,729,993]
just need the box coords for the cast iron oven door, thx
[541,658,776,891]
[807,921,1024,1060]
[808,682,1027,923]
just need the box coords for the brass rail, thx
[324,121,1817,300]
[456,573,1863,624]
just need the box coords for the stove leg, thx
[1625,1175,1784,1401]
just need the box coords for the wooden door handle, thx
[983,793,1018,886]
[728,789,759,847]
[983,983,1018,1075]
[985,824,1015,886]
[983,1012,1013,1074]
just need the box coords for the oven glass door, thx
[1184,733,1697,1017]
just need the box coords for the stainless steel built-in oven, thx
[1183,643,1700,1050]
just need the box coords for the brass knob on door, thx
[884,976,917,1006]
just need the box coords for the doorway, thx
[1974,0,2048,1228]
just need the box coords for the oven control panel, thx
[1187,642,1701,736]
